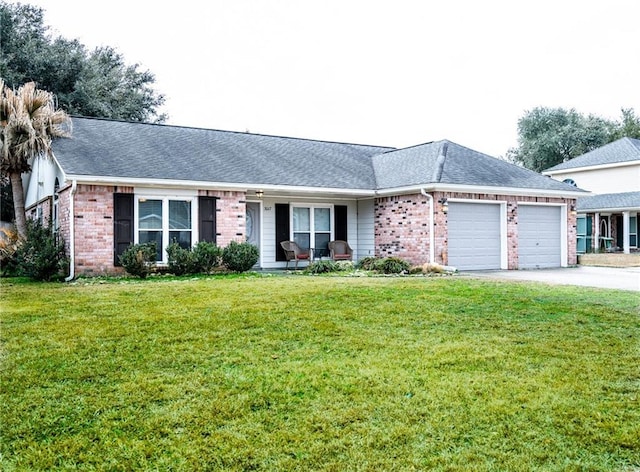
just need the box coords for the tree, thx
[0,80,71,238]
[610,108,640,141]
[0,1,166,122]
[507,107,615,172]
[0,1,166,222]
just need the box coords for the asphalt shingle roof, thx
[53,117,393,190]
[577,191,640,211]
[52,117,583,194]
[374,140,583,192]
[545,137,640,172]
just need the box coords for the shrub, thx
[166,241,223,275]
[14,219,68,281]
[0,226,20,276]
[335,260,354,272]
[375,257,410,274]
[192,241,223,273]
[356,256,378,271]
[222,241,259,272]
[305,260,338,274]
[119,242,157,278]
[166,242,198,276]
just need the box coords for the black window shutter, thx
[334,205,348,241]
[114,193,134,266]
[275,203,290,261]
[199,196,217,243]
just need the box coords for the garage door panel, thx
[448,202,501,270]
[518,206,561,269]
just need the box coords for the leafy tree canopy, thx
[507,107,640,172]
[0,1,166,123]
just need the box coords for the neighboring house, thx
[543,138,640,254]
[24,117,584,277]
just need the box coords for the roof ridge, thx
[431,141,449,182]
[70,115,395,151]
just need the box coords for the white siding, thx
[356,199,375,260]
[548,163,640,194]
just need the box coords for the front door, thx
[246,202,261,265]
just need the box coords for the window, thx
[292,205,332,253]
[631,215,638,248]
[576,215,593,254]
[137,197,194,262]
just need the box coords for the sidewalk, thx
[467,266,640,291]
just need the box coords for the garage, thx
[448,202,502,270]
[518,205,562,269]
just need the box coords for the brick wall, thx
[61,187,247,276]
[73,185,132,276]
[375,191,578,268]
[198,190,246,246]
[374,193,433,264]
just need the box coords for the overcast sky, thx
[24,0,640,157]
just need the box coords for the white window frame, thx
[290,204,333,252]
[630,213,638,248]
[134,194,196,263]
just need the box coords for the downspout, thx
[64,180,77,282]
[420,188,435,264]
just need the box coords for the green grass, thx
[1,275,639,471]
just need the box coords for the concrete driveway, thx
[467,266,640,291]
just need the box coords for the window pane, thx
[169,231,191,249]
[139,231,162,261]
[576,216,586,236]
[315,233,330,252]
[293,207,310,231]
[139,200,162,229]
[314,208,330,231]
[169,200,191,229]
[293,233,310,250]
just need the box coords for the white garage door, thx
[518,205,562,269]
[448,202,502,270]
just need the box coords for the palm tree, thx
[0,80,71,238]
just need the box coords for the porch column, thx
[623,211,631,254]
[593,213,600,252]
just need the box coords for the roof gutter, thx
[377,183,589,198]
[64,179,77,282]
[420,188,435,264]
[543,159,640,176]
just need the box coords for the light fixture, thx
[570,204,577,216]
[255,190,264,199]
[439,198,448,214]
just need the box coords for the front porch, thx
[578,252,640,268]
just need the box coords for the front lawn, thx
[1,276,639,471]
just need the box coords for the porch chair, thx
[280,240,310,269]
[328,240,353,261]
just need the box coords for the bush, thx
[119,242,157,278]
[222,241,259,272]
[356,256,378,271]
[192,241,223,273]
[375,257,410,274]
[166,241,223,275]
[335,260,354,272]
[305,260,338,274]
[0,226,20,276]
[14,219,68,281]
[166,242,198,276]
